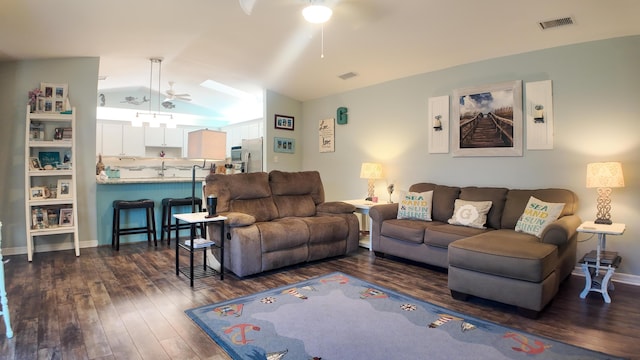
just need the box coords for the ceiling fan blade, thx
[239,0,257,15]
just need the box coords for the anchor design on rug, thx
[504,332,551,354]
[213,304,243,317]
[224,323,261,345]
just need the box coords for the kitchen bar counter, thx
[96,179,206,246]
[98,177,203,184]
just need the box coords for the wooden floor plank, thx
[3,244,640,359]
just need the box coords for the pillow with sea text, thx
[397,191,433,221]
[515,196,565,237]
[447,199,493,229]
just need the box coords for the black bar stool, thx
[160,197,203,245]
[112,199,157,251]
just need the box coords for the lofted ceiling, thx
[1,0,639,125]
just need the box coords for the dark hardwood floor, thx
[1,243,638,359]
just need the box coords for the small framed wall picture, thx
[57,179,72,198]
[59,208,73,226]
[274,137,295,154]
[274,114,294,130]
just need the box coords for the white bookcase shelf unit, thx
[24,106,79,261]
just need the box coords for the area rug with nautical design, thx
[185,272,621,360]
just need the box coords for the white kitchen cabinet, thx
[145,127,183,147]
[98,122,145,156]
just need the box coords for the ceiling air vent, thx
[539,17,574,30]
[338,72,358,80]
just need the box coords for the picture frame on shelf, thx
[40,82,68,113]
[59,208,73,226]
[47,209,59,228]
[29,123,44,141]
[274,137,295,154]
[31,207,48,229]
[57,179,72,199]
[39,151,61,168]
[30,186,47,200]
[452,80,523,157]
[29,157,42,170]
[274,114,294,130]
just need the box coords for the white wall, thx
[264,89,303,172]
[0,58,100,252]
[300,36,640,276]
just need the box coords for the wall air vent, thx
[539,17,574,30]
[338,72,358,80]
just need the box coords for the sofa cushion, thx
[269,170,325,204]
[424,224,492,249]
[380,219,435,244]
[515,196,565,237]
[258,218,310,252]
[502,189,578,229]
[459,187,508,229]
[448,199,493,229]
[448,230,558,283]
[301,216,349,245]
[397,190,433,221]
[205,172,279,222]
[409,183,460,223]
[273,195,317,217]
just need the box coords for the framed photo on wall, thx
[274,137,295,154]
[452,80,523,157]
[274,114,294,130]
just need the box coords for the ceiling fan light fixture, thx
[303,4,332,24]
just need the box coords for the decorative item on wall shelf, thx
[29,157,42,170]
[427,95,449,154]
[39,82,69,113]
[274,114,294,130]
[318,118,335,153]
[452,80,523,157]
[28,88,42,113]
[30,187,48,200]
[57,179,72,199]
[59,208,74,226]
[525,80,554,150]
[274,137,295,154]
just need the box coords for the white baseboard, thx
[572,266,640,286]
[2,240,99,257]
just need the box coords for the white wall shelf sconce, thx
[428,95,449,153]
[525,80,554,150]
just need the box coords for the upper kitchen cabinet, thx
[145,127,183,147]
[98,123,145,157]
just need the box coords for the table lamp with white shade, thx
[586,161,625,225]
[360,162,383,201]
[187,129,226,213]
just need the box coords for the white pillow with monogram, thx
[447,199,493,229]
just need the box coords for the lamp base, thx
[594,218,613,225]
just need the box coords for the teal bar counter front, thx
[96,178,202,246]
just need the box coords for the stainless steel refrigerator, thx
[240,137,263,173]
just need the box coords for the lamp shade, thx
[586,162,625,188]
[302,4,333,24]
[360,162,383,179]
[187,129,226,160]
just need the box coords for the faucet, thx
[159,161,165,177]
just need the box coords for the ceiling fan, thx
[164,81,191,102]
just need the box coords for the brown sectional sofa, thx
[204,170,360,277]
[369,183,581,317]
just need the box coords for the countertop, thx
[97,177,205,184]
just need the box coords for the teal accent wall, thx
[96,182,197,246]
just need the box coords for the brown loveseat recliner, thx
[204,170,360,277]
[369,183,581,317]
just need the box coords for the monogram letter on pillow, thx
[447,199,493,229]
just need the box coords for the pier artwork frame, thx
[452,80,523,157]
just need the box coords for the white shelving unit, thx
[24,106,79,261]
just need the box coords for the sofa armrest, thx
[220,211,256,227]
[540,214,582,246]
[317,201,356,214]
[368,203,398,222]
